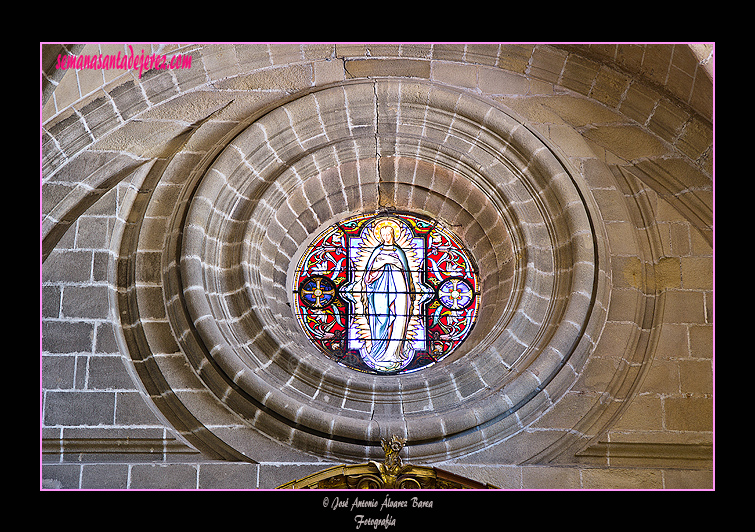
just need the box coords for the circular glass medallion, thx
[299,276,337,308]
[292,212,480,375]
[438,278,474,309]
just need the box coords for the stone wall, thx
[41,43,713,490]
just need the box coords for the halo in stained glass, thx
[292,212,479,375]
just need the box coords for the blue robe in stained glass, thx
[361,242,414,372]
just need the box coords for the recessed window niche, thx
[119,78,608,463]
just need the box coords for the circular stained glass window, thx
[293,212,480,375]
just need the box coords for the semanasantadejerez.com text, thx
[54,45,192,79]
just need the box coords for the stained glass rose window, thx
[293,212,479,375]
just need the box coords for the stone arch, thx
[42,44,713,487]
[101,77,610,463]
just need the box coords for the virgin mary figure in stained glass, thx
[293,212,479,375]
[359,219,416,372]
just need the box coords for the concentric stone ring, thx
[168,78,607,462]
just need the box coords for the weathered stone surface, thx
[41,43,714,490]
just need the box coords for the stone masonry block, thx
[44,391,115,426]
[662,290,707,324]
[301,43,334,62]
[198,462,259,489]
[689,75,713,122]
[681,257,712,289]
[268,43,307,65]
[591,66,630,108]
[342,82,377,131]
[217,64,313,93]
[90,119,187,158]
[582,467,663,489]
[138,90,233,124]
[582,125,668,161]
[42,464,82,489]
[478,67,529,95]
[689,325,713,359]
[522,465,581,489]
[464,43,502,66]
[561,54,600,96]
[234,44,272,71]
[61,285,110,319]
[172,49,207,93]
[431,61,477,89]
[345,58,430,79]
[677,116,713,161]
[74,216,110,249]
[115,392,162,425]
[429,44,466,62]
[42,355,75,389]
[43,320,94,354]
[140,67,178,105]
[665,396,713,431]
[641,44,674,86]
[87,356,135,390]
[642,357,682,395]
[679,359,713,395]
[76,91,121,140]
[654,323,690,360]
[620,82,661,125]
[129,464,197,489]
[528,46,568,85]
[497,44,535,74]
[200,44,240,82]
[42,285,61,318]
[647,98,689,143]
[46,109,93,158]
[314,58,345,85]
[95,323,119,354]
[81,464,130,489]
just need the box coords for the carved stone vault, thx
[42,44,713,489]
